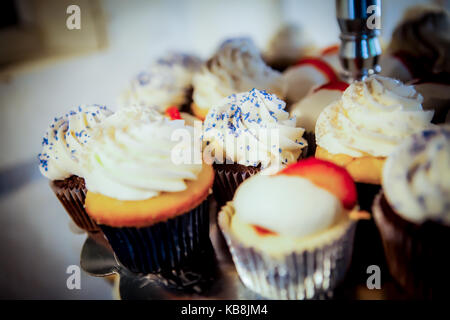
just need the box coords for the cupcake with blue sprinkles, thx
[203,88,307,207]
[38,104,113,232]
[372,125,450,299]
[119,52,202,113]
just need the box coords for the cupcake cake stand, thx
[80,199,406,300]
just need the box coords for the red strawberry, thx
[252,225,277,236]
[278,157,357,209]
[165,106,182,120]
[295,57,338,83]
[313,81,349,93]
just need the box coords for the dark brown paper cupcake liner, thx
[372,192,450,299]
[218,204,356,299]
[303,131,316,158]
[99,198,212,275]
[50,176,99,232]
[212,163,261,208]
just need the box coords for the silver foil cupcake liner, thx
[218,204,356,299]
[50,179,99,232]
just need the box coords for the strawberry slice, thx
[252,225,277,236]
[313,81,349,93]
[278,157,357,209]
[295,57,338,83]
[165,106,182,120]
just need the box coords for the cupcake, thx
[372,125,450,299]
[218,158,361,299]
[38,105,113,232]
[191,38,285,120]
[263,23,316,72]
[119,52,202,113]
[290,81,348,156]
[283,56,338,105]
[315,75,434,186]
[385,5,450,80]
[82,106,214,274]
[203,88,307,207]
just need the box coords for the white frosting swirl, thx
[38,105,113,180]
[233,175,342,238]
[120,53,202,111]
[316,75,434,157]
[192,38,284,111]
[383,126,450,226]
[203,89,306,168]
[82,106,203,201]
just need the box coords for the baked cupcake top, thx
[226,158,358,254]
[316,75,434,157]
[82,105,204,201]
[203,88,306,168]
[192,38,284,111]
[38,104,113,181]
[120,53,202,111]
[382,125,450,226]
[387,5,450,75]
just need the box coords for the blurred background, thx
[0,0,448,299]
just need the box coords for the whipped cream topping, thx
[383,126,450,226]
[387,5,450,75]
[192,38,284,111]
[82,106,203,201]
[203,89,306,168]
[120,53,202,111]
[316,75,434,157]
[38,105,113,181]
[233,174,343,238]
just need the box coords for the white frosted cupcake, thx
[120,53,202,113]
[191,38,285,120]
[38,104,113,231]
[373,125,450,299]
[264,23,316,71]
[315,75,435,185]
[219,157,360,299]
[203,88,307,206]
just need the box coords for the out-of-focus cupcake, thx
[119,53,202,113]
[315,75,434,186]
[385,5,450,80]
[408,76,450,124]
[83,106,214,274]
[203,88,306,207]
[283,56,338,105]
[263,23,316,72]
[290,81,348,156]
[38,105,113,232]
[219,158,360,299]
[191,38,285,120]
[373,125,450,299]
